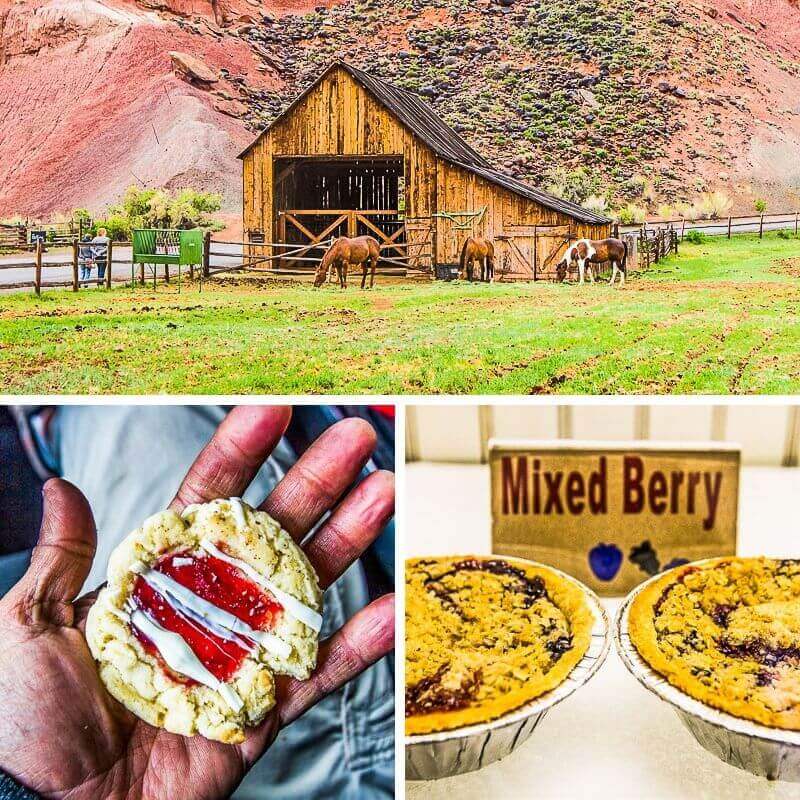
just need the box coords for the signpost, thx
[490,440,740,595]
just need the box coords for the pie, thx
[405,556,594,735]
[85,498,323,743]
[629,557,800,730]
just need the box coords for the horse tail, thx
[621,238,628,273]
[459,237,471,273]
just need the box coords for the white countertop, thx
[404,462,800,800]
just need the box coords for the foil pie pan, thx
[616,567,800,782]
[405,562,611,781]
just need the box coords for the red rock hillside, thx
[1,0,799,220]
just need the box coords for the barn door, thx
[495,225,571,281]
[535,225,572,281]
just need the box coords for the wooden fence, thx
[637,228,679,270]
[620,211,800,240]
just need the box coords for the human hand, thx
[0,406,395,799]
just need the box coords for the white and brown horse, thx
[313,235,380,289]
[560,237,628,286]
[459,236,495,282]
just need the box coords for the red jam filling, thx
[131,547,283,683]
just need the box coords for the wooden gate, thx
[495,225,572,281]
[276,209,434,274]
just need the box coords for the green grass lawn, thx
[1,233,798,394]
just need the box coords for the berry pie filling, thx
[406,558,585,721]
[632,558,800,726]
[124,541,321,711]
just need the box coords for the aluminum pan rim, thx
[405,557,611,749]
[615,560,800,749]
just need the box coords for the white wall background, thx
[406,404,800,466]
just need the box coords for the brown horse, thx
[313,235,380,289]
[459,236,495,282]
[560,237,628,286]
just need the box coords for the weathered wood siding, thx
[242,66,437,242]
[242,64,610,265]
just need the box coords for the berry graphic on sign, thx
[588,543,623,581]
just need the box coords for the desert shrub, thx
[695,190,733,219]
[545,167,601,205]
[684,230,705,244]
[656,204,675,220]
[674,201,700,222]
[614,203,647,225]
[754,198,767,214]
[582,194,609,214]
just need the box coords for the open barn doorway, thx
[273,156,407,267]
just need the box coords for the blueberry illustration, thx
[588,543,623,581]
[629,540,660,576]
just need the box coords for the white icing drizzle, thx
[171,557,194,567]
[199,538,323,633]
[228,497,248,531]
[130,609,244,713]
[141,568,292,660]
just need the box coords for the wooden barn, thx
[239,61,612,279]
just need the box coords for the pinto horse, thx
[560,237,628,286]
[459,236,495,282]
[313,235,380,289]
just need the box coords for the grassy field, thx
[0,233,798,394]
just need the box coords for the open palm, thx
[0,407,395,799]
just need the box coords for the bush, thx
[91,214,131,241]
[777,229,794,240]
[684,230,705,244]
[696,190,733,219]
[754,198,767,214]
[78,186,224,241]
[545,166,601,205]
[656,204,675,220]
[582,194,609,214]
[614,203,648,225]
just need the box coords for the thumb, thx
[7,479,97,629]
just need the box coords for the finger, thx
[6,479,96,628]
[170,406,292,511]
[304,470,394,589]
[261,417,376,541]
[278,593,395,727]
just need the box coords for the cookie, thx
[629,557,800,730]
[405,556,594,735]
[85,498,323,744]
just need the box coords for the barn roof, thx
[239,61,610,225]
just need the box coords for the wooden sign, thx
[490,440,740,595]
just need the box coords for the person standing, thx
[91,227,110,284]
[78,235,94,286]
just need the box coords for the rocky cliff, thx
[1,0,799,219]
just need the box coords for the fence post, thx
[72,238,79,291]
[34,240,42,295]
[795,212,798,235]
[203,231,211,277]
[164,263,170,284]
[105,239,113,289]
[613,222,619,239]
[680,217,686,241]
[727,216,732,239]
[759,214,764,239]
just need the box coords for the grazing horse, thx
[313,235,380,289]
[560,237,628,286]
[459,236,495,282]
